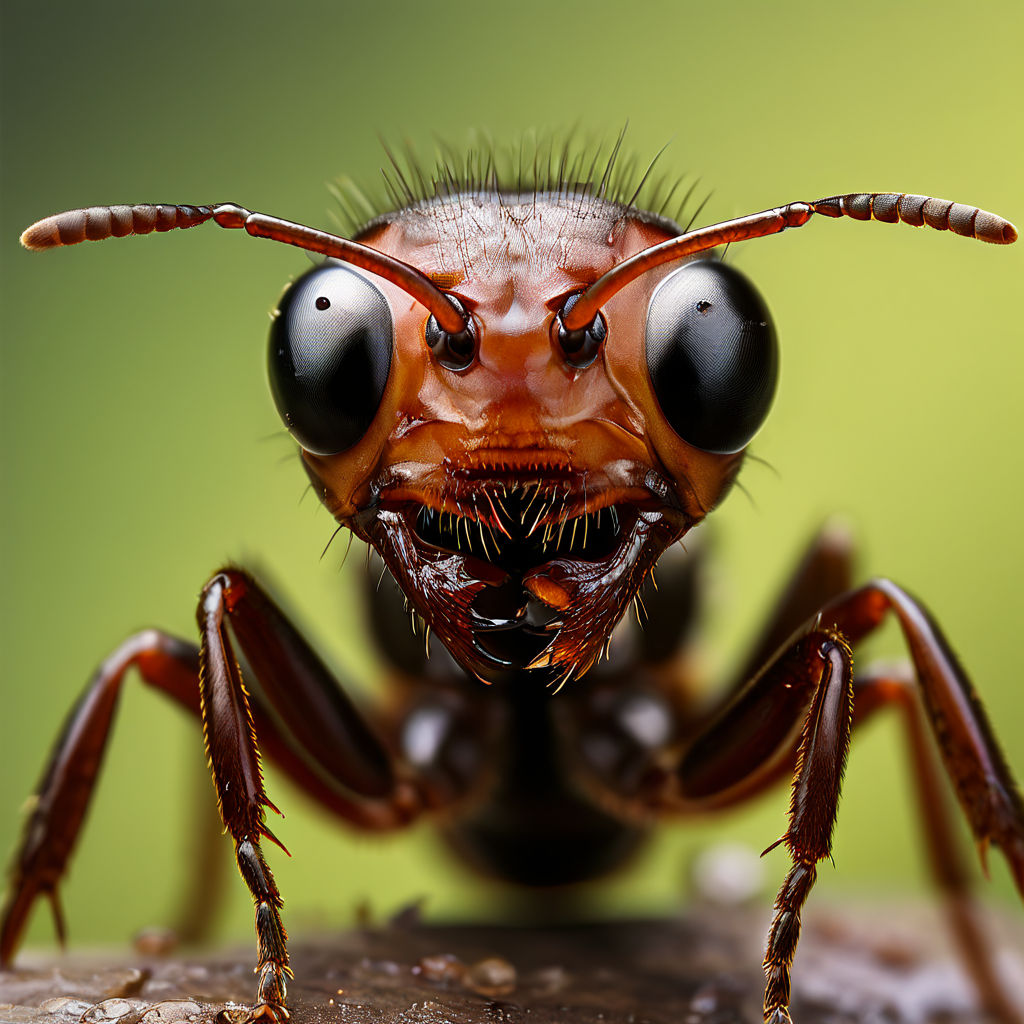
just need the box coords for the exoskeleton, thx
[3,147,1022,1024]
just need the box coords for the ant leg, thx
[680,627,855,1024]
[700,526,1023,908]
[854,669,1023,1024]
[673,584,1023,1023]
[2,569,428,1023]
[821,579,1024,896]
[0,629,202,965]
[200,569,396,803]
[0,622,409,949]
[196,568,427,1022]
[663,612,855,1022]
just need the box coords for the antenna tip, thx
[20,216,64,251]
[975,209,1017,244]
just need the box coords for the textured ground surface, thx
[2,906,1023,1024]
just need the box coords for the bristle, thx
[674,177,701,228]
[381,140,415,205]
[327,131,698,237]
[378,169,403,213]
[412,486,623,568]
[683,189,712,234]
[597,124,627,199]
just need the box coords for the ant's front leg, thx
[669,568,1024,1024]
[2,568,425,1023]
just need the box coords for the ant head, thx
[20,189,1016,685]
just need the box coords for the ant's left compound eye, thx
[645,261,778,454]
[268,262,393,456]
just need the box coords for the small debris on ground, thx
[1,905,1021,1024]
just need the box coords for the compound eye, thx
[268,262,393,456]
[645,261,778,454]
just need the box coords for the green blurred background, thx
[2,0,1022,953]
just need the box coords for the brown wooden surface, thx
[2,905,1022,1024]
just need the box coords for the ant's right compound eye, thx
[268,262,394,456]
[645,261,778,455]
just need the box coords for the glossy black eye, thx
[268,262,393,456]
[424,295,477,371]
[555,293,607,368]
[645,261,777,454]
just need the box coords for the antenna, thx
[562,192,1017,331]
[20,202,469,334]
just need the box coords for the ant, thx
[2,144,1022,1024]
